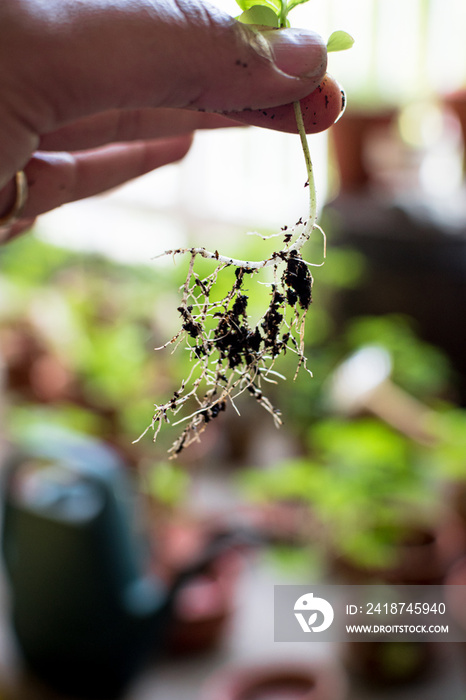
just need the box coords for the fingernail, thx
[262,28,327,79]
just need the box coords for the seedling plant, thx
[137,1,353,457]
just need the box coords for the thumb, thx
[4,0,327,132]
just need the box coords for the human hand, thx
[0,0,336,240]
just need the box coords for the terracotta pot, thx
[341,639,439,687]
[444,554,466,621]
[329,519,466,585]
[336,519,465,687]
[448,481,466,533]
[167,549,243,656]
[444,89,466,173]
[202,662,347,700]
[234,501,313,547]
[444,555,466,677]
[149,516,250,657]
[330,108,398,192]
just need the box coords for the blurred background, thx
[2,0,466,699]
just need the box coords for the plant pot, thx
[330,108,398,193]
[335,519,465,687]
[167,549,243,656]
[448,481,466,534]
[235,501,313,547]
[329,519,465,585]
[201,662,347,700]
[443,555,466,678]
[341,638,440,687]
[150,515,252,657]
[444,89,466,174]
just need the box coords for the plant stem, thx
[279,0,287,30]
[289,100,318,253]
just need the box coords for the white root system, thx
[135,102,324,457]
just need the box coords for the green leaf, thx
[235,0,280,13]
[327,30,355,52]
[237,5,280,27]
[286,0,312,13]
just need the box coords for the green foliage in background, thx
[142,461,190,507]
[0,234,187,456]
[240,416,441,568]
[345,315,451,401]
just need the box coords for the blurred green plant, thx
[425,407,466,480]
[240,416,441,568]
[275,310,453,446]
[141,461,190,507]
[344,315,452,401]
[0,234,191,459]
[238,304,462,568]
[8,403,103,440]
